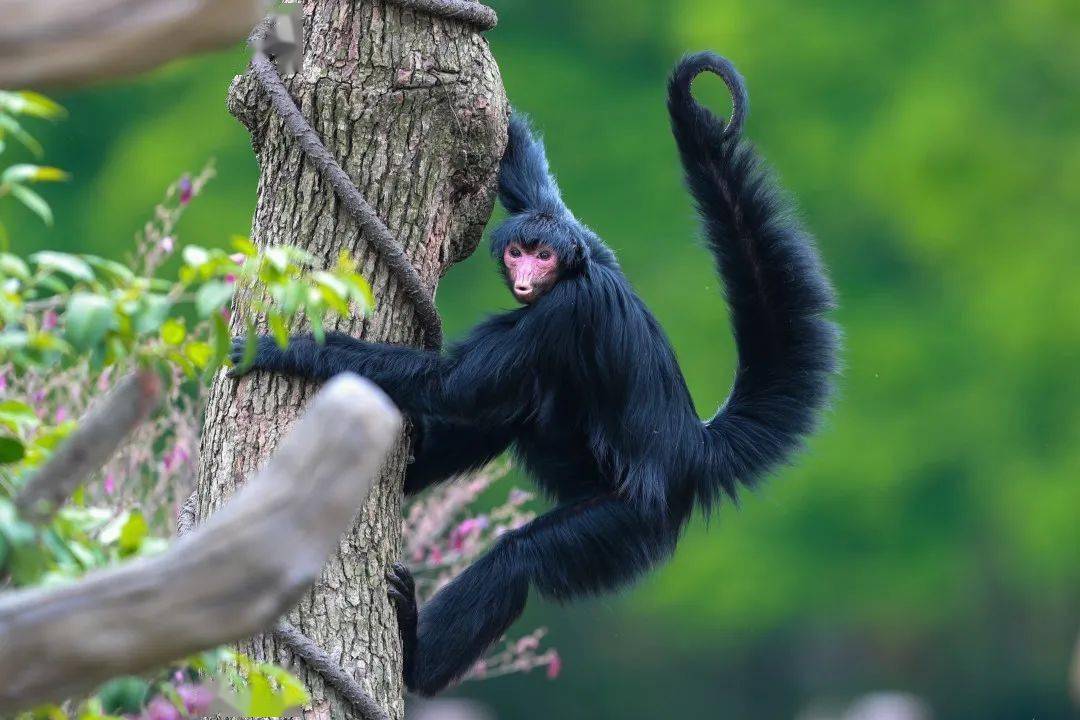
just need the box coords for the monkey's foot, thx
[387,561,419,689]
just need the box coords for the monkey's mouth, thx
[513,290,540,304]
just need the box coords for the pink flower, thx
[224,273,237,284]
[176,684,214,716]
[220,307,232,322]
[450,516,489,550]
[54,406,67,423]
[104,473,116,495]
[427,546,443,565]
[0,373,7,393]
[178,176,193,205]
[160,236,175,253]
[229,253,247,265]
[144,696,180,720]
[546,651,562,680]
[98,366,113,392]
[162,443,191,473]
[42,309,58,331]
[508,489,531,506]
[515,635,540,653]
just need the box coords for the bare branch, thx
[0,374,402,714]
[16,369,162,522]
[0,0,261,88]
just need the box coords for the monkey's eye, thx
[537,250,552,261]
[509,247,522,258]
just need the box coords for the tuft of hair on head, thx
[497,113,570,217]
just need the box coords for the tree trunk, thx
[195,3,507,719]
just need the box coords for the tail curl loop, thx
[669,51,749,139]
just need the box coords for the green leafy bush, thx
[0,92,373,719]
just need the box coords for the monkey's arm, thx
[388,494,676,695]
[233,326,527,422]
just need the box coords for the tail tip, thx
[668,51,749,139]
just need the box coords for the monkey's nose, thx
[515,283,532,294]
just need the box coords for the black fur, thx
[233,51,839,696]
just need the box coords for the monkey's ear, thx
[498,112,568,216]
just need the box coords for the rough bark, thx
[195,3,507,719]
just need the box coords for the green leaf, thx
[0,532,8,573]
[0,400,39,431]
[210,312,231,368]
[0,331,29,352]
[0,435,24,464]
[343,272,376,312]
[263,666,310,710]
[83,255,134,285]
[37,275,69,295]
[10,184,53,226]
[133,294,172,334]
[160,318,186,346]
[64,293,115,351]
[22,704,66,720]
[264,246,290,272]
[230,235,259,257]
[32,251,94,281]
[0,113,43,157]
[269,280,306,317]
[0,253,31,279]
[0,516,46,585]
[245,671,284,716]
[195,280,235,318]
[1,164,69,184]
[306,289,326,344]
[118,510,148,555]
[234,318,258,374]
[96,677,150,715]
[181,245,210,268]
[313,272,350,315]
[0,91,67,119]
[268,313,289,349]
[184,341,212,368]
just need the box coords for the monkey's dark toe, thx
[387,562,418,621]
[387,562,419,689]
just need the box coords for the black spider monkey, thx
[232,52,839,695]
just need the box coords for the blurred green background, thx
[4,0,1079,717]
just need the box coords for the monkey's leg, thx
[388,494,677,695]
[405,417,515,495]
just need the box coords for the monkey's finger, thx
[227,337,250,377]
[389,561,416,592]
[386,565,415,594]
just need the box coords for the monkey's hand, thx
[387,561,419,691]
[228,334,288,377]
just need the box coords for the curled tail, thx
[668,52,841,512]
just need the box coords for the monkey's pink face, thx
[504,241,560,304]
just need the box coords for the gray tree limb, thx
[16,369,161,521]
[0,0,261,88]
[0,374,402,714]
